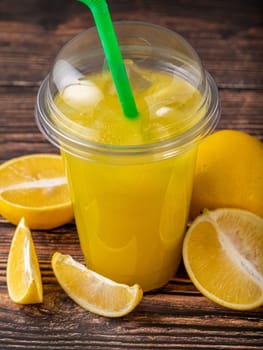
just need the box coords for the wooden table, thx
[0,0,262,349]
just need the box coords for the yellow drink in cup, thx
[56,68,200,290]
[36,22,220,291]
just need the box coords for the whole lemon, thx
[190,130,263,219]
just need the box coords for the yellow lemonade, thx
[36,23,220,292]
[54,64,204,291]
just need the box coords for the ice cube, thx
[62,81,103,110]
[155,106,173,118]
[125,60,152,92]
[102,59,152,95]
[146,76,197,110]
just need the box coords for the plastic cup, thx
[35,21,220,291]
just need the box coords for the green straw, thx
[78,0,139,118]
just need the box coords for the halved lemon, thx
[7,217,43,304]
[52,252,143,317]
[183,208,263,310]
[0,154,73,229]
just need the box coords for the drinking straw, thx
[78,0,139,118]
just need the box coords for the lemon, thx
[7,217,43,304]
[0,154,73,229]
[183,208,263,310]
[190,130,263,219]
[51,252,143,318]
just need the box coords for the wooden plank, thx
[0,285,262,349]
[0,1,262,88]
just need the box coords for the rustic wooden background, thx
[0,0,262,349]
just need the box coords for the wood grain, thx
[0,0,263,349]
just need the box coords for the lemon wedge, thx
[52,252,143,317]
[183,208,263,310]
[0,153,73,229]
[7,217,43,304]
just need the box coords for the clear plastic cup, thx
[35,21,220,291]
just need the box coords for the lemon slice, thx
[7,217,43,304]
[52,252,143,317]
[0,154,73,229]
[183,208,263,310]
